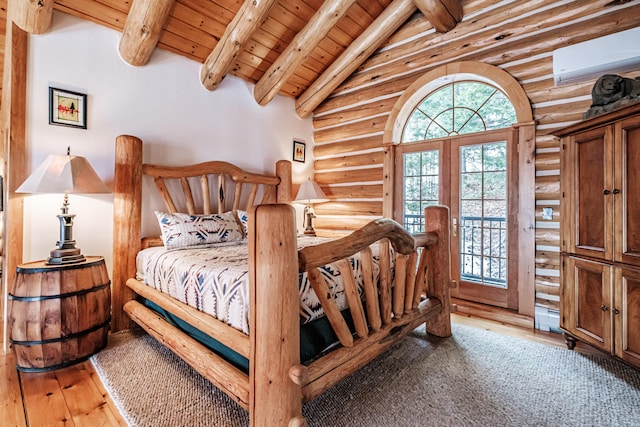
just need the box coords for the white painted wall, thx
[23,12,314,274]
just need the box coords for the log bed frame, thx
[111,134,453,427]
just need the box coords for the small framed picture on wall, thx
[49,87,87,129]
[293,140,306,163]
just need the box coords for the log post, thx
[276,160,292,203]
[424,205,452,337]
[248,204,303,426]
[112,135,143,332]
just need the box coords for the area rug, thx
[91,323,640,426]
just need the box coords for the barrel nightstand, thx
[8,256,111,372]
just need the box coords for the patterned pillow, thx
[155,211,244,249]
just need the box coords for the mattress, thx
[136,237,391,335]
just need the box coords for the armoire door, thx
[614,114,640,267]
[564,126,614,261]
[561,256,612,352]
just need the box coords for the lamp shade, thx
[16,153,110,194]
[295,179,328,204]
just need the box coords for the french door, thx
[395,128,519,309]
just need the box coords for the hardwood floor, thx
[0,313,609,427]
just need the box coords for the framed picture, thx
[49,87,87,129]
[293,140,306,163]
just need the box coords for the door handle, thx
[452,217,458,237]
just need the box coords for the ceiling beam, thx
[11,0,54,34]
[295,0,416,119]
[413,0,463,33]
[253,0,358,107]
[200,0,278,91]
[119,0,176,66]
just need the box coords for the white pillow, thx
[155,211,244,249]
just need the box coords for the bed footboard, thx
[249,204,452,426]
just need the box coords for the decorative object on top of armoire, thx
[556,102,640,369]
[583,74,640,119]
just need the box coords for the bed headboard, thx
[143,160,290,216]
[112,134,292,331]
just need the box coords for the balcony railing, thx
[403,213,507,287]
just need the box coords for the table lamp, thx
[16,147,110,265]
[295,178,328,236]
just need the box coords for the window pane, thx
[418,85,452,118]
[403,110,430,142]
[478,91,517,130]
[422,175,439,200]
[483,171,506,199]
[461,145,482,173]
[460,173,482,199]
[404,152,421,176]
[483,142,507,171]
[458,113,486,135]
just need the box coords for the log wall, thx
[310,0,640,319]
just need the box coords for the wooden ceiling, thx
[9,0,462,117]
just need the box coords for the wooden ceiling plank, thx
[54,0,128,31]
[295,0,416,118]
[254,0,359,106]
[12,0,54,34]
[200,0,278,90]
[119,0,176,66]
[171,2,228,39]
[413,0,462,33]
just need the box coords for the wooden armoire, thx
[556,102,640,369]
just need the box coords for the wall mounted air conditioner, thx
[553,27,640,86]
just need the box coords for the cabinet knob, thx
[603,189,611,195]
[601,304,609,311]
[612,188,620,194]
[613,308,620,315]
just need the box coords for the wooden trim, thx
[118,0,175,66]
[2,18,28,353]
[518,122,536,317]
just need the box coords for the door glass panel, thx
[402,150,439,233]
[459,142,508,288]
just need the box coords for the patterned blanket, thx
[136,237,390,334]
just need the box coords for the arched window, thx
[402,81,517,142]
